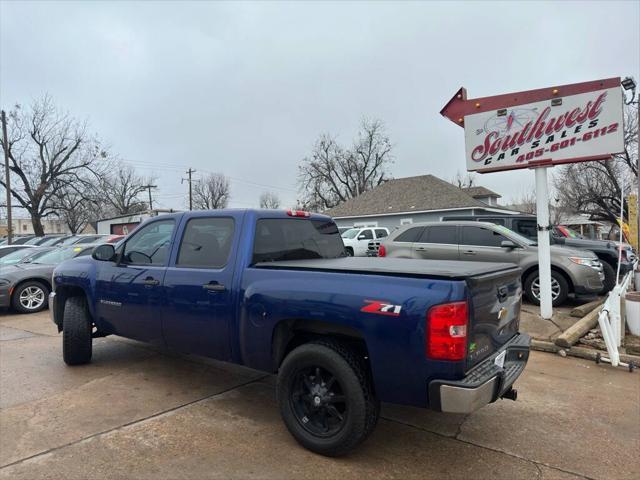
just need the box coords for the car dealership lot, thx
[1,310,638,480]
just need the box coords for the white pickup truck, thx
[341,227,389,256]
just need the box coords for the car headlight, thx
[568,257,601,270]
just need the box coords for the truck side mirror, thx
[357,234,366,240]
[92,244,115,262]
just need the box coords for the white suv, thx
[341,227,389,257]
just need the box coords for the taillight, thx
[426,301,468,361]
[378,244,386,257]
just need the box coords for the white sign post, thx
[441,78,625,320]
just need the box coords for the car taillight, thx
[378,244,386,257]
[426,301,468,361]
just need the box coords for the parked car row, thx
[0,234,127,314]
[0,233,124,247]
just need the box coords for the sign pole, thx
[534,166,553,319]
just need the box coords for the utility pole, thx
[142,184,157,211]
[182,168,196,210]
[1,110,12,245]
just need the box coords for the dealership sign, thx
[440,78,625,173]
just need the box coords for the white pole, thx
[535,166,553,319]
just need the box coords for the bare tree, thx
[259,191,281,209]
[451,170,477,189]
[99,163,150,215]
[0,96,109,235]
[192,173,230,210]
[52,183,93,234]
[299,118,393,211]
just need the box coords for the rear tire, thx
[277,340,379,457]
[62,296,92,365]
[524,270,569,307]
[599,261,616,294]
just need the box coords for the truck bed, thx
[254,257,520,280]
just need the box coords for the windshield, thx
[494,225,537,246]
[0,248,51,265]
[559,226,583,239]
[58,236,80,246]
[341,228,360,239]
[30,246,86,265]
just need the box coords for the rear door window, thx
[419,226,457,244]
[461,226,508,247]
[394,227,424,243]
[177,217,235,268]
[252,219,344,263]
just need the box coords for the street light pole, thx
[1,110,12,245]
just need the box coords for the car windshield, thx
[0,248,50,265]
[23,237,43,245]
[58,236,80,246]
[341,228,360,239]
[30,246,86,265]
[494,224,537,246]
[560,226,584,239]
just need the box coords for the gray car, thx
[0,244,96,313]
[379,221,604,306]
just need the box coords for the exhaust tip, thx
[502,388,518,401]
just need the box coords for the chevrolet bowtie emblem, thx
[498,307,508,321]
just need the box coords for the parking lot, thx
[0,308,638,480]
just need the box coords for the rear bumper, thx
[428,333,531,414]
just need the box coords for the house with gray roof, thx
[325,174,519,230]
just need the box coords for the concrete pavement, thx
[0,310,638,479]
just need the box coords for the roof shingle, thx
[324,175,492,218]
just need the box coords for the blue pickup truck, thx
[50,209,530,456]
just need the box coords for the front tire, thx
[599,261,616,294]
[11,281,49,313]
[62,296,93,365]
[345,247,354,257]
[524,270,569,307]
[277,341,379,457]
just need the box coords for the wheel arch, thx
[271,318,369,373]
[52,284,91,332]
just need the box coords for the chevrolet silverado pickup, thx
[50,209,530,456]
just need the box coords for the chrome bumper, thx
[428,333,530,414]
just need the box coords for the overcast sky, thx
[1,0,639,213]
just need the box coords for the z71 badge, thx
[360,300,402,317]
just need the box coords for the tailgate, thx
[465,267,522,371]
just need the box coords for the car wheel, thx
[277,340,379,457]
[62,296,93,365]
[11,281,49,314]
[599,261,616,294]
[524,270,569,307]
[345,247,354,257]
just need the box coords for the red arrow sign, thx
[440,77,620,127]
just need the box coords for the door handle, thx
[143,277,160,286]
[463,250,476,255]
[203,282,226,292]
[416,247,427,251]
